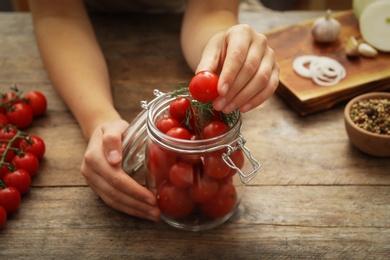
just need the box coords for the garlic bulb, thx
[311,9,341,43]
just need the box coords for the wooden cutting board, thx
[265,10,390,115]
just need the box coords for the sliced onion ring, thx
[292,55,346,86]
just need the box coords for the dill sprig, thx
[168,85,239,137]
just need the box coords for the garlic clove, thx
[311,9,341,43]
[345,36,359,57]
[358,43,378,58]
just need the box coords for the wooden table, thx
[1,9,390,259]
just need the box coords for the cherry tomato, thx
[146,144,176,189]
[156,181,195,218]
[0,206,6,228]
[0,164,10,180]
[19,135,46,160]
[11,152,39,177]
[201,121,229,139]
[6,102,33,129]
[0,126,18,141]
[189,70,219,102]
[0,186,21,214]
[203,152,231,179]
[168,97,191,123]
[200,179,237,219]
[0,113,8,126]
[169,162,194,188]
[0,142,14,163]
[166,127,191,140]
[3,169,31,195]
[189,172,219,203]
[1,91,16,104]
[23,90,47,117]
[155,116,180,134]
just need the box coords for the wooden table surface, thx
[1,9,390,259]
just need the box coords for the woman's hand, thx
[197,24,280,114]
[80,119,160,221]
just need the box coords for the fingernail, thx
[108,150,121,163]
[213,97,227,111]
[223,103,236,114]
[147,209,160,222]
[220,83,229,96]
[240,103,252,113]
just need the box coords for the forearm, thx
[29,0,120,140]
[181,0,239,71]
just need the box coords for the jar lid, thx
[121,109,148,175]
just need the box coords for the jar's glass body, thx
[121,90,260,231]
[144,92,247,231]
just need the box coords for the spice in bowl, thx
[344,92,390,157]
[349,98,390,135]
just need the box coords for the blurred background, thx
[0,0,353,12]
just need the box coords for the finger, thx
[81,153,156,206]
[195,33,224,74]
[86,177,160,222]
[239,61,280,113]
[101,120,129,165]
[217,25,260,97]
[213,35,266,112]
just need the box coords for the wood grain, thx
[1,11,390,259]
[264,10,390,115]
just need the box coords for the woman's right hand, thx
[80,119,161,222]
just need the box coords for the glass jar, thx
[121,89,260,231]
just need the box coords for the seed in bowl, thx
[349,98,390,135]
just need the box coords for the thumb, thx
[195,35,223,74]
[101,119,129,165]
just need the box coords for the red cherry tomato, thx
[201,121,229,139]
[155,116,180,134]
[189,172,219,203]
[156,181,195,218]
[6,102,33,129]
[0,113,8,126]
[0,142,14,163]
[189,70,219,102]
[19,135,46,160]
[23,90,47,117]
[0,126,18,141]
[169,162,194,188]
[168,97,191,123]
[3,169,31,196]
[0,164,10,180]
[0,186,21,214]
[203,152,231,179]
[166,127,191,140]
[146,144,176,189]
[0,206,6,228]
[200,179,237,219]
[11,152,39,177]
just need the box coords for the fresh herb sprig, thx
[168,85,238,136]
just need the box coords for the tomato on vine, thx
[19,135,46,159]
[0,206,6,227]
[11,152,39,177]
[3,169,31,196]
[0,184,21,214]
[6,102,33,129]
[23,90,47,117]
[189,70,219,102]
